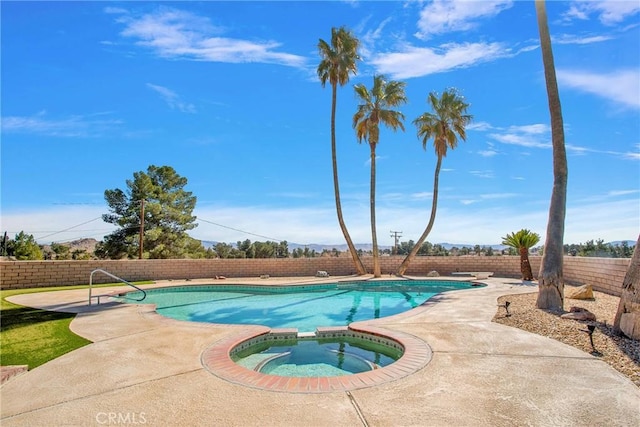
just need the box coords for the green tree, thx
[276,240,289,258]
[101,165,198,259]
[213,242,233,259]
[502,229,541,281]
[318,26,367,275]
[72,249,92,260]
[11,231,44,260]
[254,241,275,258]
[535,0,568,310]
[353,74,407,278]
[51,242,71,260]
[397,89,472,275]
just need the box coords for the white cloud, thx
[1,112,123,137]
[469,170,495,179]
[489,132,551,149]
[467,121,495,131]
[371,42,510,79]
[507,124,549,134]
[478,149,498,157]
[415,0,513,38]
[146,83,196,113]
[609,189,639,197]
[557,69,640,109]
[564,1,640,25]
[0,206,116,243]
[113,7,307,67]
[359,16,393,58]
[623,145,640,160]
[3,195,638,247]
[483,121,638,159]
[554,33,614,45]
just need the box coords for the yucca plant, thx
[502,229,541,281]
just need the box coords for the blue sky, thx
[1,0,639,247]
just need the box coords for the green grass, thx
[0,282,153,369]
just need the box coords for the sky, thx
[1,0,639,248]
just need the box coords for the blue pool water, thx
[122,280,480,332]
[234,338,402,377]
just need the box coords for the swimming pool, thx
[122,280,481,332]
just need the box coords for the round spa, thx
[232,331,403,377]
[202,326,433,392]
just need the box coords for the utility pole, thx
[390,230,402,255]
[139,199,145,260]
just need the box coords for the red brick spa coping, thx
[201,323,433,394]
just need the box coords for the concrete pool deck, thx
[1,276,639,426]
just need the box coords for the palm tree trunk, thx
[370,144,381,277]
[519,246,534,281]
[535,0,568,310]
[331,83,367,275]
[614,234,640,339]
[397,155,442,276]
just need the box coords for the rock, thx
[561,307,596,321]
[567,284,594,300]
[427,270,439,277]
[316,271,329,277]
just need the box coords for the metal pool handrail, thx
[88,268,146,305]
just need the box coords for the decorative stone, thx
[567,284,594,300]
[316,270,330,277]
[427,270,439,277]
[561,307,596,321]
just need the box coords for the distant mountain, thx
[42,238,98,253]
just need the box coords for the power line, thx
[36,217,103,240]
[390,230,402,254]
[196,217,283,242]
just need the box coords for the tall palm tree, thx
[317,27,366,275]
[535,0,568,310]
[353,75,407,277]
[614,234,640,339]
[502,229,541,281]
[396,89,472,276]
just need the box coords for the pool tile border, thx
[201,325,432,394]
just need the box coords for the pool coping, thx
[126,278,460,393]
[201,324,432,393]
[3,276,640,427]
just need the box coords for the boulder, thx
[566,284,594,300]
[561,307,596,321]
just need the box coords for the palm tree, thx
[535,0,568,310]
[396,89,472,276]
[614,234,640,339]
[317,27,366,275]
[353,75,407,277]
[502,229,541,281]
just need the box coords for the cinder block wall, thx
[0,256,630,296]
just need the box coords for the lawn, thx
[1,283,152,369]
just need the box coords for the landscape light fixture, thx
[498,300,511,317]
[583,323,601,356]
